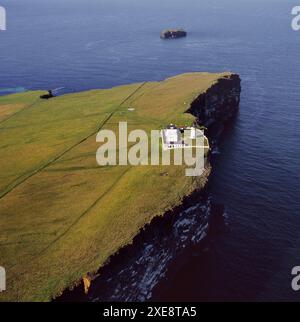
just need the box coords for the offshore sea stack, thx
[160,29,187,39]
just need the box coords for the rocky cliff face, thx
[187,74,241,128]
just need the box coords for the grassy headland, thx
[0,72,232,301]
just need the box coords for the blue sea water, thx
[1,0,300,301]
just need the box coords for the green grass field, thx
[0,72,231,301]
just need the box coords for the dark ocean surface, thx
[1,0,300,301]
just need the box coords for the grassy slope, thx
[0,72,231,301]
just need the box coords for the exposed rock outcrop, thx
[160,29,187,39]
[187,73,241,128]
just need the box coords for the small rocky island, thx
[160,28,187,39]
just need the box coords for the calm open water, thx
[1,0,300,301]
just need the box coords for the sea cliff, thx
[0,72,240,301]
[56,73,241,301]
[188,73,241,127]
